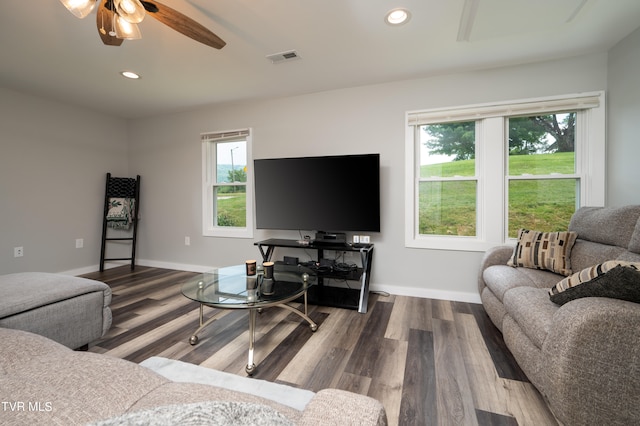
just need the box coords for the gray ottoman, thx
[0,272,112,349]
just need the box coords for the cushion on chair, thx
[549,260,640,305]
[507,229,578,276]
[88,401,293,426]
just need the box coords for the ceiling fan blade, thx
[141,1,226,49]
[96,0,124,46]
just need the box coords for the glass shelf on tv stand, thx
[254,238,374,313]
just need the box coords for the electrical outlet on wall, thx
[14,247,23,257]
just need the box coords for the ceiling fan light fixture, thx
[59,0,97,19]
[385,8,411,25]
[114,15,142,39]
[114,0,146,24]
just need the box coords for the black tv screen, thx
[254,153,380,232]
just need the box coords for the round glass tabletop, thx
[181,263,316,309]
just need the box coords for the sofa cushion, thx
[0,327,70,369]
[569,205,640,248]
[480,287,508,331]
[549,261,640,305]
[615,250,640,263]
[501,315,547,391]
[503,287,558,349]
[507,229,577,276]
[483,265,563,302]
[628,218,640,254]
[568,239,627,273]
[0,328,171,425]
[0,272,111,318]
[298,389,388,426]
[0,291,109,350]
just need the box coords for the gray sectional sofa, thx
[0,272,112,349]
[1,327,387,425]
[479,205,640,425]
[0,271,386,425]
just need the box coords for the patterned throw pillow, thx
[88,401,293,426]
[549,260,640,305]
[507,229,578,276]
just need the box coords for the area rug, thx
[139,357,315,411]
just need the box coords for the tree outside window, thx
[419,121,477,236]
[507,113,577,237]
[407,92,604,251]
[419,114,577,238]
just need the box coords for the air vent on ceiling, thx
[266,50,301,64]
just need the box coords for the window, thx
[419,121,478,237]
[405,92,605,251]
[202,129,253,238]
[507,113,578,237]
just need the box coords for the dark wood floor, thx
[83,266,558,426]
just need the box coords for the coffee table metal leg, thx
[188,293,316,373]
[189,303,222,345]
[246,308,257,375]
[277,303,318,331]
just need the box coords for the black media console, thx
[254,238,374,313]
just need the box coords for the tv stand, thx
[254,238,374,313]
[314,231,346,245]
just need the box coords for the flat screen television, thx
[254,153,380,233]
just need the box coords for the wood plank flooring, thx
[83,266,558,426]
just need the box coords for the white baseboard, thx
[61,259,482,304]
[59,260,214,276]
[59,265,102,276]
[58,261,132,276]
[371,283,481,304]
[136,259,215,273]
[140,259,483,304]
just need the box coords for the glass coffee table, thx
[181,263,317,375]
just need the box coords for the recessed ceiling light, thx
[385,8,411,25]
[120,71,141,79]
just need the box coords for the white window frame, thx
[405,92,605,252]
[202,128,254,238]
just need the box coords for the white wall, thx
[0,88,129,274]
[608,27,640,206]
[128,52,608,302]
[3,42,637,301]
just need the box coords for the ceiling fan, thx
[59,0,226,49]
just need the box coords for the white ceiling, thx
[1,0,639,119]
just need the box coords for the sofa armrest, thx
[542,297,640,426]
[298,389,387,426]
[477,245,514,294]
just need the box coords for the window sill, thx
[405,235,506,252]
[203,228,254,239]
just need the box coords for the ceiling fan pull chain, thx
[100,8,107,35]
[109,12,117,36]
